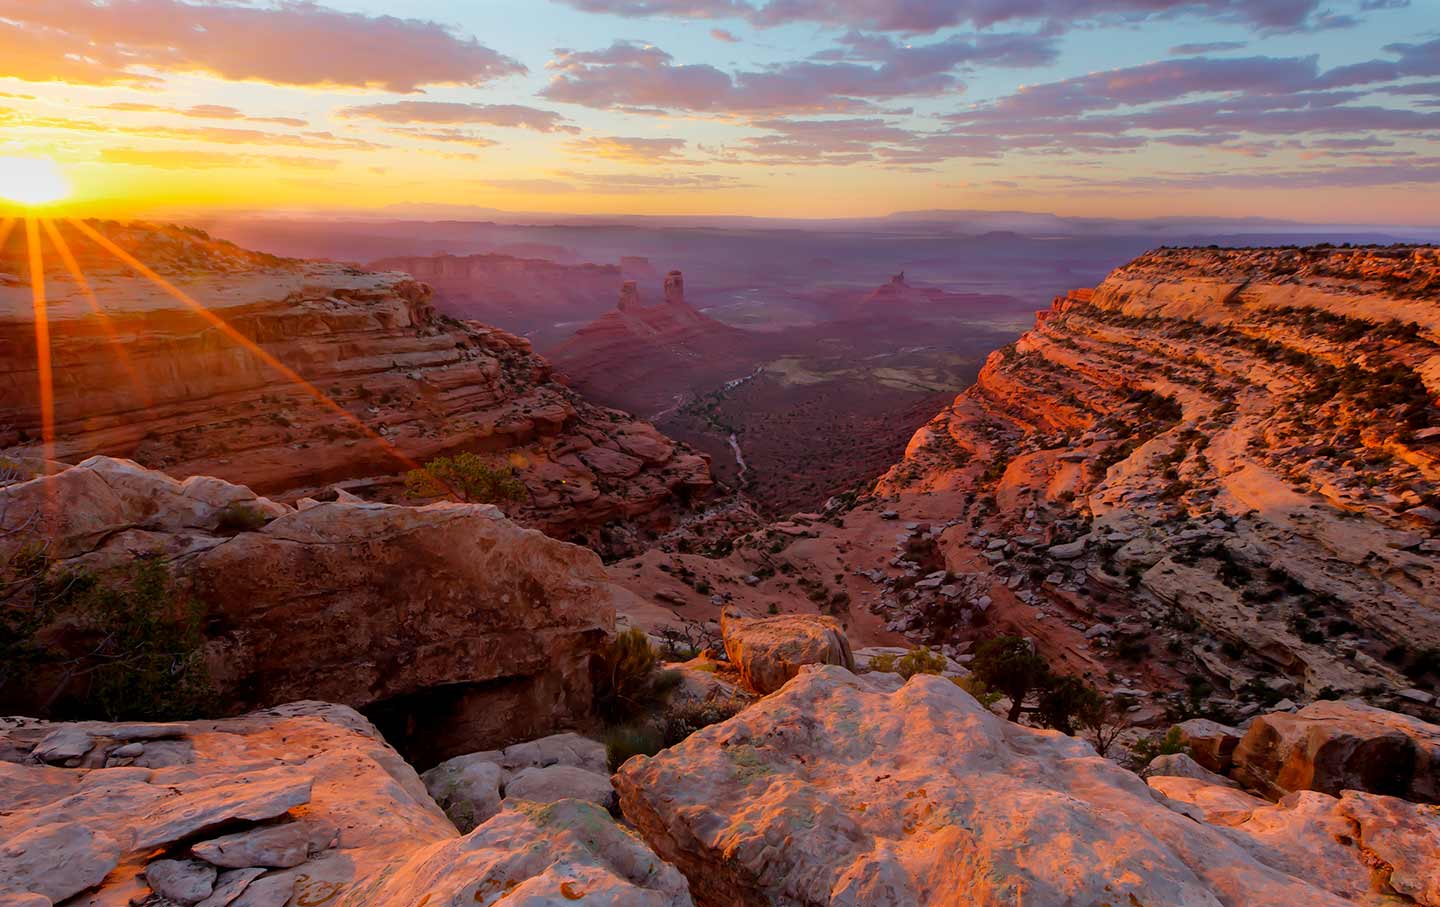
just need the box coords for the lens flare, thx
[0,157,70,206]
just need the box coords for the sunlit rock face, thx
[0,703,691,907]
[0,222,712,554]
[0,457,622,764]
[615,665,1440,907]
[874,245,1440,706]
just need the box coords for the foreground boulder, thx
[1231,699,1440,803]
[720,608,854,695]
[0,702,453,905]
[0,704,691,906]
[1153,776,1440,905]
[421,732,613,832]
[0,458,620,765]
[615,666,1394,907]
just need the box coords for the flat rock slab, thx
[616,666,1369,907]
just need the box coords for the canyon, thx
[609,245,1440,725]
[2,234,1438,906]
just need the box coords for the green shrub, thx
[1129,726,1187,767]
[404,452,526,505]
[605,724,664,772]
[215,502,269,533]
[870,647,948,680]
[661,696,747,747]
[592,629,678,723]
[2,553,215,721]
[972,635,1051,722]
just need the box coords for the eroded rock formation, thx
[0,222,712,552]
[0,457,623,763]
[869,245,1440,708]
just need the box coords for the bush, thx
[404,452,527,505]
[605,724,664,773]
[215,502,269,533]
[81,558,216,721]
[1,553,215,721]
[1036,675,1105,736]
[605,695,748,773]
[870,646,948,679]
[592,629,679,724]
[1129,726,1187,768]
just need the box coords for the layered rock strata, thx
[873,245,1440,705]
[0,222,712,548]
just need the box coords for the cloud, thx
[1316,36,1440,88]
[100,149,340,170]
[1169,41,1247,54]
[541,33,1053,114]
[481,169,751,195]
[337,101,579,133]
[378,128,500,148]
[711,28,742,42]
[20,114,386,150]
[100,102,309,127]
[564,135,696,164]
[553,0,1379,33]
[0,0,524,91]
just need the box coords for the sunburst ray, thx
[41,219,152,409]
[65,218,419,473]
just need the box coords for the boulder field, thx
[0,703,692,907]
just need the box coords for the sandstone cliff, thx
[874,245,1439,706]
[0,222,712,551]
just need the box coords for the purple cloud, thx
[0,0,524,91]
[338,101,578,133]
[542,32,1053,114]
[554,0,1371,33]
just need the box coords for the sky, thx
[1,0,1438,222]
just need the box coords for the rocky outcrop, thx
[1231,698,1440,802]
[0,457,622,764]
[1154,777,1440,906]
[873,244,1440,708]
[720,608,855,695]
[615,665,1433,907]
[547,270,758,419]
[0,222,712,551]
[0,703,691,906]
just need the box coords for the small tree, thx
[1036,674,1105,736]
[404,452,526,505]
[971,635,1052,722]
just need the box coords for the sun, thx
[0,156,71,206]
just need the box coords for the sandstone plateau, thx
[0,222,712,554]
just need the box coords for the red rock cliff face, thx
[0,223,711,550]
[875,245,1440,708]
